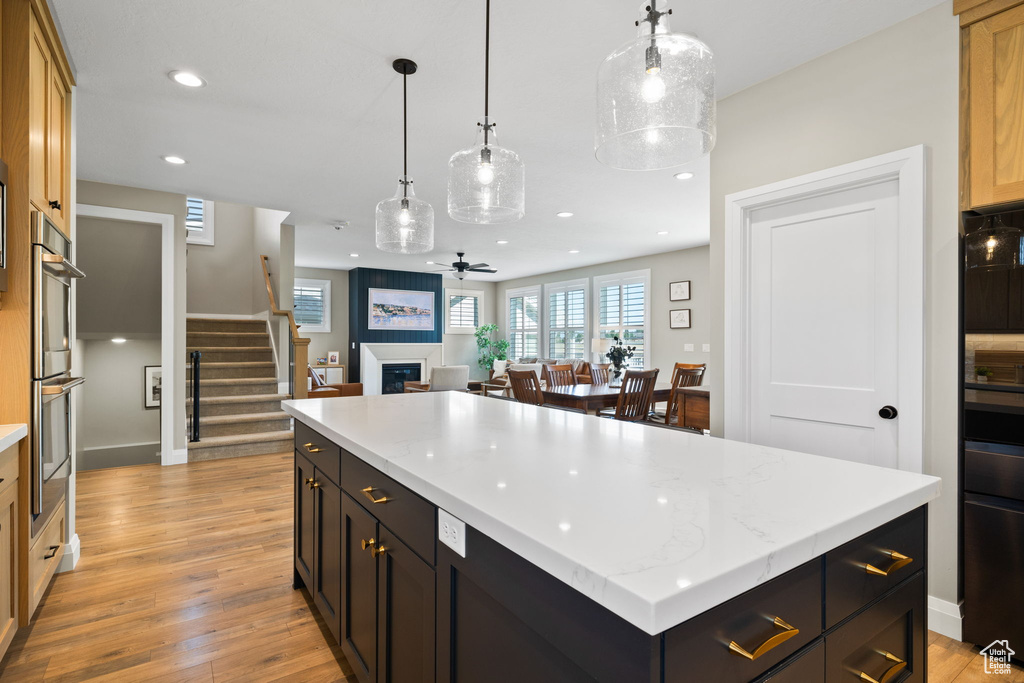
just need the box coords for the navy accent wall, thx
[348,267,443,382]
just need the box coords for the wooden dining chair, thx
[601,368,659,422]
[588,363,610,385]
[544,363,578,387]
[508,369,545,406]
[653,363,706,424]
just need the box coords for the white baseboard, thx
[58,533,81,573]
[928,595,963,641]
[279,382,291,395]
[164,447,189,466]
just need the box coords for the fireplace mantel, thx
[359,343,444,395]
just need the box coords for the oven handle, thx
[41,377,85,397]
[40,253,86,279]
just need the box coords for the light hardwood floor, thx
[0,452,1019,682]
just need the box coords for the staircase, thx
[186,318,292,462]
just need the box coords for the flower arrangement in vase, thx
[605,336,636,387]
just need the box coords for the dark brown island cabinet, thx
[292,421,929,683]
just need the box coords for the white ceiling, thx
[54,0,946,282]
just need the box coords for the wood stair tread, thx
[200,378,278,386]
[187,346,273,352]
[186,361,275,368]
[187,393,289,404]
[186,331,267,336]
[186,430,294,449]
[199,411,290,425]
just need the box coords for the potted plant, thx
[975,366,994,383]
[605,336,636,387]
[475,324,510,375]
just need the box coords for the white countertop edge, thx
[283,402,940,635]
[0,424,28,453]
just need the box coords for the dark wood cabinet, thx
[342,493,379,683]
[965,269,1010,330]
[293,450,341,643]
[963,497,1024,654]
[1010,268,1024,330]
[377,527,436,683]
[759,641,824,682]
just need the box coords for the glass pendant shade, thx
[375,178,434,254]
[448,118,525,224]
[596,2,716,170]
[965,215,1023,270]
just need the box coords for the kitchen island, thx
[283,392,940,683]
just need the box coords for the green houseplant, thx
[605,336,636,386]
[975,366,994,383]
[475,324,510,372]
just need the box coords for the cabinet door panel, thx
[964,269,1009,330]
[28,14,49,214]
[342,492,379,683]
[314,474,341,643]
[0,483,17,658]
[47,68,68,231]
[963,499,1024,651]
[759,641,824,682]
[969,3,1024,208]
[1010,268,1024,329]
[377,528,435,683]
[294,453,315,587]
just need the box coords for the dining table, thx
[541,381,676,414]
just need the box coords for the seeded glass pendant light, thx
[448,0,525,224]
[596,1,716,170]
[376,58,434,254]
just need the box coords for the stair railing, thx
[188,350,202,442]
[260,254,310,399]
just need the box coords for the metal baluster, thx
[190,350,202,442]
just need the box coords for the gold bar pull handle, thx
[864,550,913,577]
[361,538,376,551]
[858,652,906,683]
[362,486,390,504]
[303,442,323,454]
[727,617,800,660]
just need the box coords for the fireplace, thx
[381,363,422,394]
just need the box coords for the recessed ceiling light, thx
[495,240,509,245]
[425,260,434,264]
[162,155,187,165]
[568,249,580,254]
[169,71,206,88]
[111,338,127,344]
[556,212,574,218]
[657,230,669,235]
[349,253,359,258]
[673,171,695,181]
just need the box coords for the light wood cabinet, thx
[27,9,69,233]
[0,450,18,662]
[962,1,1024,209]
[27,501,63,617]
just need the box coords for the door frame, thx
[724,145,925,473]
[75,204,181,467]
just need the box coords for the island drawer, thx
[341,449,436,564]
[295,422,340,486]
[824,572,925,683]
[824,507,924,628]
[664,559,821,683]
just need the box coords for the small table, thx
[541,382,675,414]
[674,386,711,432]
[404,380,485,394]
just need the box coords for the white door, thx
[726,147,924,472]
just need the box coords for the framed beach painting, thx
[368,288,435,331]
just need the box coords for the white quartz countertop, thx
[283,393,940,635]
[0,424,28,454]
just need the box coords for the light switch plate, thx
[438,508,466,557]
[684,344,694,352]
[702,344,711,353]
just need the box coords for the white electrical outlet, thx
[684,344,694,352]
[702,344,711,353]
[438,508,466,557]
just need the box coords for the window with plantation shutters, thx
[293,278,331,333]
[594,270,650,368]
[185,197,216,246]
[546,279,587,359]
[445,289,483,334]
[507,286,540,360]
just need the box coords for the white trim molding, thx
[928,595,963,641]
[294,277,332,333]
[724,145,925,474]
[444,287,485,335]
[76,204,179,467]
[57,533,81,573]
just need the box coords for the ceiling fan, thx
[430,252,497,280]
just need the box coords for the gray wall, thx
[295,266,351,368]
[186,202,257,315]
[494,247,711,382]
[78,181,188,453]
[76,217,161,338]
[708,2,959,608]
[442,278,498,381]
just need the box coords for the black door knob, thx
[879,405,898,420]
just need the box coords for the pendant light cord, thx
[403,71,408,196]
[484,0,490,120]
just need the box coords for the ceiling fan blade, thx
[430,268,456,273]
[467,267,497,273]
[466,263,489,270]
